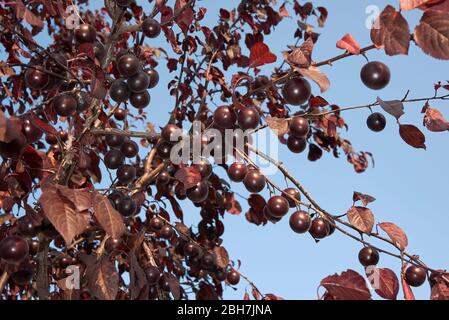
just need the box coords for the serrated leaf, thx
[93,192,125,239]
[367,267,399,300]
[90,256,119,300]
[379,222,409,250]
[39,186,90,245]
[347,206,374,234]
[320,269,371,300]
[377,97,405,120]
[371,5,410,55]
[414,10,449,60]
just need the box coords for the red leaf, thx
[93,192,125,239]
[424,107,449,131]
[378,222,409,251]
[414,10,449,60]
[431,282,449,300]
[399,124,426,149]
[346,206,375,234]
[401,0,434,10]
[377,97,405,120]
[13,0,44,28]
[174,0,194,34]
[224,192,242,215]
[336,34,361,55]
[353,191,376,206]
[174,166,202,191]
[39,186,90,245]
[402,276,416,300]
[320,269,371,300]
[285,37,313,68]
[30,113,57,135]
[249,42,277,68]
[371,5,410,56]
[213,246,229,269]
[366,267,399,300]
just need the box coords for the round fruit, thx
[283,188,300,208]
[213,106,237,129]
[156,141,172,159]
[104,149,125,169]
[127,71,150,93]
[201,253,216,270]
[289,211,311,233]
[358,246,380,267]
[141,18,161,38]
[22,119,42,143]
[145,266,161,286]
[75,91,92,112]
[120,139,139,158]
[367,112,386,132]
[193,159,212,179]
[45,134,58,145]
[405,265,427,287]
[105,237,121,253]
[28,239,39,256]
[53,94,77,117]
[282,77,311,105]
[117,164,136,184]
[187,181,209,203]
[238,107,260,130]
[289,117,309,137]
[184,242,200,257]
[243,169,266,193]
[160,225,174,239]
[114,108,127,121]
[105,134,125,147]
[159,275,171,292]
[266,196,289,218]
[130,91,150,109]
[215,269,228,282]
[360,61,390,90]
[108,191,123,209]
[149,216,164,231]
[117,196,137,216]
[75,24,97,43]
[228,162,248,182]
[157,170,171,185]
[117,54,140,78]
[287,135,307,153]
[161,124,182,143]
[227,270,240,285]
[59,130,68,142]
[110,79,130,103]
[18,216,39,238]
[24,68,50,90]
[0,235,29,264]
[309,218,329,239]
[59,255,72,268]
[145,69,159,88]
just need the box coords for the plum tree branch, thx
[242,143,443,277]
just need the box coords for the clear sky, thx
[11,0,449,300]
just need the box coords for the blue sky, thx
[7,0,449,300]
